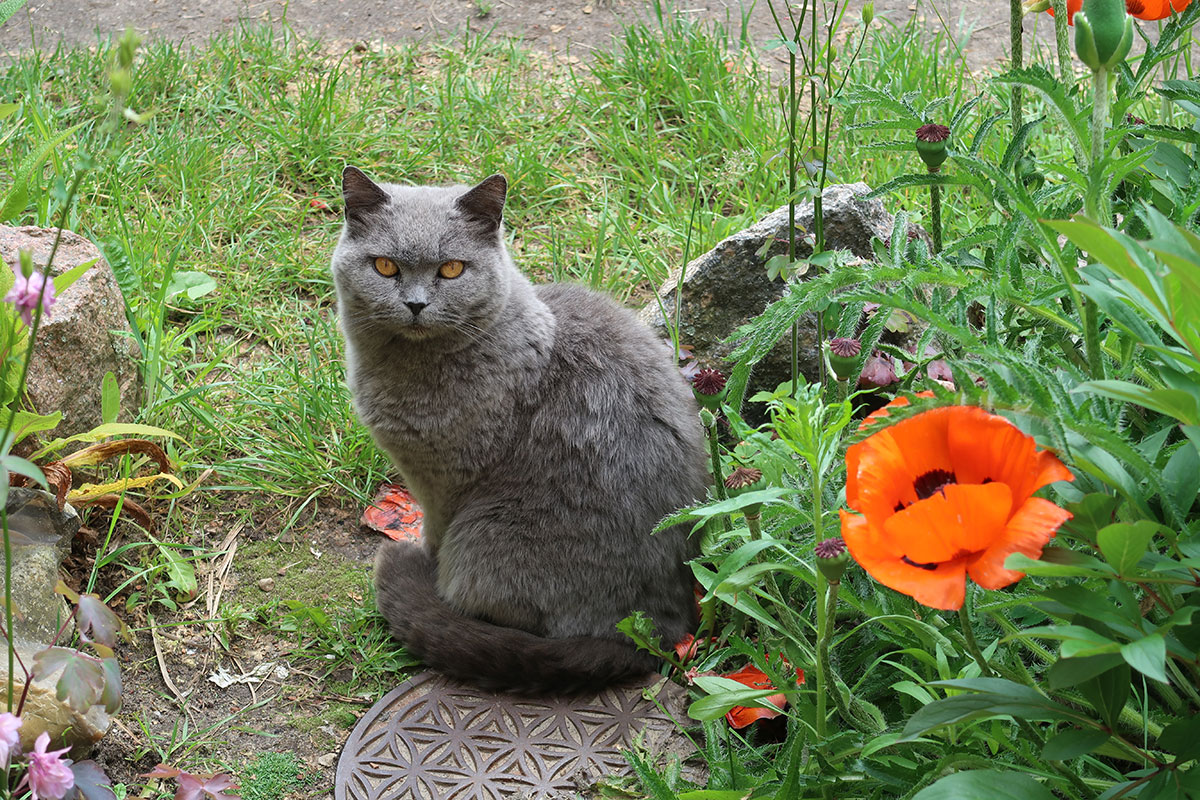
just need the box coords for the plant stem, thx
[815,569,829,738]
[746,512,762,539]
[928,180,943,254]
[788,33,800,400]
[706,415,727,503]
[3,514,10,713]
[1090,66,1111,210]
[818,578,850,723]
[1010,0,1024,132]
[957,605,995,677]
[1050,0,1073,86]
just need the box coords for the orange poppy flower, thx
[1049,0,1189,24]
[841,400,1074,610]
[721,662,805,729]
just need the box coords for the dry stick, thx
[150,613,189,707]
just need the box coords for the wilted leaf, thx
[77,494,153,531]
[76,593,129,647]
[70,472,183,503]
[362,483,424,542]
[69,759,118,800]
[100,657,122,714]
[60,438,171,473]
[33,647,104,712]
[176,771,240,800]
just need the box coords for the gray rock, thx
[639,183,897,404]
[0,488,78,648]
[0,225,142,437]
[0,489,108,756]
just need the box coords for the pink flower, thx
[0,712,21,769]
[5,270,56,327]
[20,732,75,800]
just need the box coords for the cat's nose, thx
[405,301,428,316]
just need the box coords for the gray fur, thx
[331,167,709,692]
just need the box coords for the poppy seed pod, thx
[692,368,727,411]
[915,124,951,171]
[1074,0,1133,70]
[826,337,862,381]
[815,537,851,583]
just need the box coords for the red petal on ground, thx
[362,483,424,541]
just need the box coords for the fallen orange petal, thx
[362,482,424,542]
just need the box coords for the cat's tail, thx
[374,541,660,696]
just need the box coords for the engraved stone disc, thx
[335,671,691,799]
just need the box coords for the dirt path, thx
[1,0,1053,74]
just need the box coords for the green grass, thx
[0,16,822,502]
[0,9,987,506]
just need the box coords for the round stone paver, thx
[336,671,692,799]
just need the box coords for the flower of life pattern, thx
[336,672,683,800]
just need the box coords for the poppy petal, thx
[725,693,787,729]
[967,497,1072,589]
[841,510,968,610]
[948,411,1072,504]
[882,482,1014,564]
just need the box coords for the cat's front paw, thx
[373,540,438,642]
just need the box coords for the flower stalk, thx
[1050,0,1074,84]
[1011,0,1025,131]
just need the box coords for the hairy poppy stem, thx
[928,181,943,254]
[706,416,727,503]
[1010,0,1024,132]
[818,579,851,724]
[1050,0,1073,85]
[957,605,995,677]
[815,571,830,738]
[745,512,762,539]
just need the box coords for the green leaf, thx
[7,409,61,447]
[0,454,46,488]
[1096,520,1159,576]
[1081,380,1200,426]
[164,269,217,302]
[1120,633,1167,683]
[51,256,98,295]
[1062,493,1119,543]
[1157,716,1200,762]
[100,371,120,425]
[1042,728,1111,760]
[1004,549,1115,578]
[912,770,1057,800]
[1047,654,1124,690]
[688,680,784,722]
[1079,662,1131,730]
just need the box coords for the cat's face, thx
[331,168,514,345]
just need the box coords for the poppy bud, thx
[1023,0,1052,12]
[826,337,862,381]
[699,408,716,429]
[915,123,951,171]
[862,1,875,23]
[815,537,851,583]
[1074,0,1133,70]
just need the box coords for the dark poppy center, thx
[913,469,957,500]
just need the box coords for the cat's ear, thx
[342,166,388,220]
[456,174,507,234]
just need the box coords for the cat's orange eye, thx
[374,257,399,277]
[438,260,465,279]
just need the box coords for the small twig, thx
[149,613,189,706]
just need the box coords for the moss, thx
[231,539,368,611]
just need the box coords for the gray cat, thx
[331,167,709,694]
